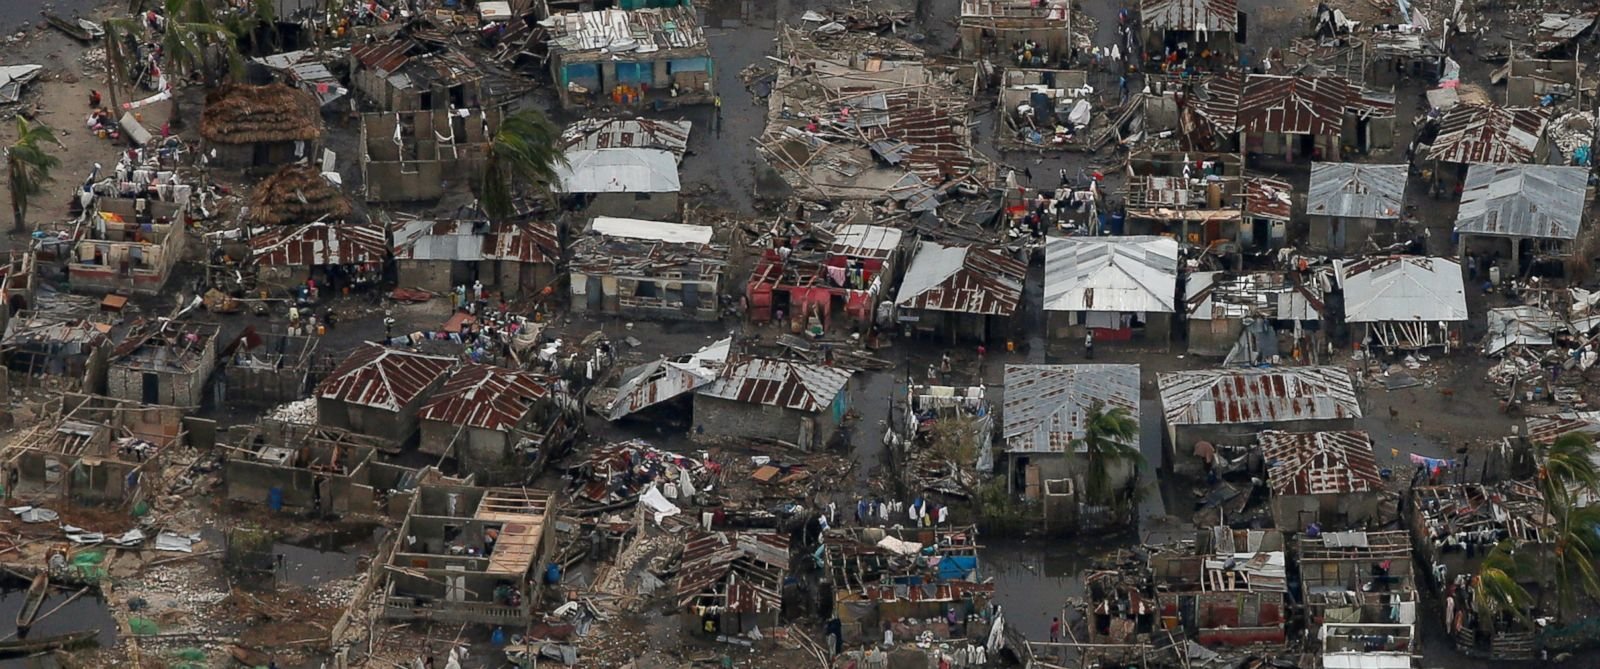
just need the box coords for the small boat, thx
[0,630,97,658]
[14,573,48,636]
[42,13,102,42]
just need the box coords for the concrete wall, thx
[694,395,836,449]
[206,140,314,170]
[106,341,217,408]
[399,259,456,294]
[1168,417,1358,477]
[585,192,680,220]
[217,362,310,406]
[1271,491,1381,531]
[903,310,1011,343]
[570,272,720,321]
[1308,214,1381,254]
[552,53,716,107]
[224,459,369,514]
[318,401,418,445]
[1188,318,1244,357]
[1047,311,1174,343]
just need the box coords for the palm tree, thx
[6,119,62,233]
[110,1,242,127]
[1068,401,1143,510]
[479,109,567,222]
[1473,540,1536,629]
[1534,433,1600,621]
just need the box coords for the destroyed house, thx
[417,364,579,483]
[746,224,904,329]
[555,146,681,220]
[892,382,994,499]
[895,242,1026,343]
[390,216,559,296]
[1192,74,1392,162]
[1260,430,1382,531]
[997,69,1099,151]
[823,526,991,644]
[600,337,730,421]
[1334,256,1467,351]
[1424,105,1551,190]
[569,217,724,321]
[543,7,714,108]
[1305,162,1408,253]
[248,163,353,227]
[1409,483,1547,592]
[350,37,523,112]
[6,394,183,508]
[1,313,109,382]
[565,440,707,509]
[250,220,391,288]
[1532,12,1598,56]
[223,419,388,515]
[1001,364,1140,500]
[695,357,853,450]
[199,83,323,169]
[1505,56,1583,107]
[1150,528,1288,647]
[361,108,502,203]
[315,343,455,444]
[1121,174,1249,244]
[561,117,691,156]
[958,0,1073,59]
[1365,23,1447,86]
[106,320,219,407]
[251,49,348,108]
[1183,271,1325,359]
[1321,623,1416,669]
[217,328,318,406]
[1158,367,1362,476]
[71,196,187,296]
[0,250,36,314]
[676,531,790,637]
[384,485,556,624]
[1239,176,1294,251]
[1082,566,1157,644]
[1140,0,1241,63]
[1043,235,1179,343]
[1295,531,1419,637]
[1454,164,1588,275]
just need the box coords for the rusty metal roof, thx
[1427,105,1550,164]
[1242,176,1294,221]
[675,531,789,612]
[1237,74,1353,136]
[544,6,707,55]
[697,357,852,413]
[1525,411,1600,445]
[251,222,389,267]
[1002,364,1140,454]
[895,242,1026,317]
[561,118,691,159]
[352,38,417,72]
[608,338,730,420]
[1158,367,1362,426]
[315,343,454,412]
[1141,0,1238,31]
[418,364,551,432]
[1260,430,1380,496]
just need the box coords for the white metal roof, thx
[1158,367,1363,426]
[590,217,712,244]
[1335,256,1468,323]
[1321,652,1411,669]
[831,225,904,256]
[555,148,681,194]
[1002,365,1140,454]
[1043,236,1180,313]
[1455,164,1588,241]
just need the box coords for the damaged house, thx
[416,364,579,483]
[1121,174,1249,246]
[599,337,730,422]
[1305,162,1408,253]
[676,531,791,637]
[1043,235,1179,343]
[746,224,905,330]
[1295,530,1419,652]
[0,250,36,315]
[823,526,991,644]
[561,117,691,157]
[1159,366,1362,477]
[70,196,187,296]
[216,328,318,406]
[997,69,1101,152]
[315,343,455,445]
[1000,364,1140,506]
[105,320,219,407]
[1150,528,1289,647]
[958,0,1073,59]
[247,163,353,227]
[694,357,853,450]
[543,6,714,108]
[7,394,184,508]
[199,83,323,170]
[250,220,391,289]
[1454,164,1589,276]
[1423,105,1551,192]
[1190,74,1394,162]
[555,146,681,220]
[1334,256,1467,351]
[568,217,725,322]
[390,216,559,296]
[895,242,1027,343]
[223,419,393,515]
[1183,270,1326,360]
[351,35,526,112]
[361,108,502,203]
[1140,0,1242,65]
[1,314,109,382]
[1259,430,1383,531]
[384,484,556,624]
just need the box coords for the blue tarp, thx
[938,556,978,581]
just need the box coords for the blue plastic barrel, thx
[268,487,284,511]
[545,563,562,584]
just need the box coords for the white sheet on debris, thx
[11,506,58,524]
[154,531,200,552]
[639,485,680,525]
[876,535,922,555]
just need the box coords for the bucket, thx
[268,487,284,511]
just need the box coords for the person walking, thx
[1050,617,1061,643]
[1084,330,1094,359]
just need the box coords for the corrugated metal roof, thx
[352,39,416,72]
[1043,236,1180,314]
[961,0,1069,19]
[1237,74,1352,136]
[1485,305,1565,355]
[1455,164,1587,240]
[315,343,454,412]
[1260,430,1380,496]
[1242,177,1294,221]
[417,364,551,432]
[1158,367,1362,426]
[1427,105,1550,164]
[561,118,691,159]
[674,531,789,612]
[555,148,680,194]
[543,6,707,55]
[251,222,389,267]
[1140,0,1238,31]
[1306,163,1406,219]
[1525,411,1600,445]
[697,357,852,413]
[1322,652,1413,669]
[391,219,558,264]
[1534,12,1598,54]
[608,338,730,420]
[1334,256,1467,323]
[485,222,559,264]
[590,217,711,243]
[830,225,903,260]
[1185,271,1324,321]
[894,242,1026,316]
[1002,364,1140,454]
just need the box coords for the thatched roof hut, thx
[200,83,322,145]
[249,164,353,226]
